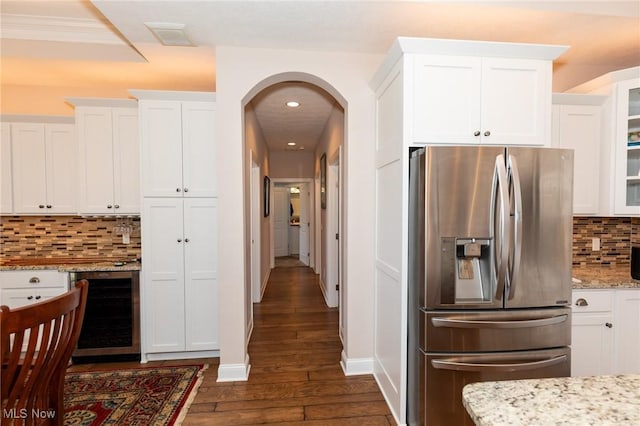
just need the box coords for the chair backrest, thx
[1,280,88,425]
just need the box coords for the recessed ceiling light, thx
[286,101,300,108]
[287,142,296,146]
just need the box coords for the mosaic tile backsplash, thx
[0,216,141,262]
[0,216,639,267]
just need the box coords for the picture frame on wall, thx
[320,153,327,209]
[264,176,271,217]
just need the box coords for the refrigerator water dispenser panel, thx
[440,238,493,305]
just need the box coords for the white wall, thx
[215,45,381,379]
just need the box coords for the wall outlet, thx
[592,237,601,251]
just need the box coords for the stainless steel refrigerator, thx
[407,146,574,425]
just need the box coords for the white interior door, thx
[273,187,289,257]
[251,162,261,302]
[299,183,310,266]
[326,164,340,308]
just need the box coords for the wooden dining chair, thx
[1,280,88,426]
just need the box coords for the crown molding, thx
[0,14,125,45]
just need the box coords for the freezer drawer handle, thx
[431,314,568,329]
[431,355,567,372]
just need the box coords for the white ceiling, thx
[1,1,639,152]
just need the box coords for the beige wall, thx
[269,151,314,179]
[215,45,380,377]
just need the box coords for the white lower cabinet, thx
[141,197,219,357]
[613,289,640,373]
[0,270,69,308]
[571,290,614,376]
[571,288,640,376]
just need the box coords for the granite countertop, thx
[0,259,141,272]
[572,264,640,289]
[463,374,640,426]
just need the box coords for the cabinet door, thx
[77,107,115,214]
[1,123,12,214]
[412,55,482,144]
[614,289,640,373]
[571,312,614,376]
[554,104,602,214]
[112,108,140,214]
[614,79,640,215]
[11,123,47,214]
[45,124,76,214]
[139,101,183,197]
[481,58,551,146]
[183,198,219,351]
[182,102,216,197]
[0,287,67,309]
[142,198,186,353]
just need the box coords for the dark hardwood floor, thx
[70,265,396,425]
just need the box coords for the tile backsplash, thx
[1,215,639,267]
[0,216,141,262]
[572,216,640,267]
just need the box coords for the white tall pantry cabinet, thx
[370,37,566,423]
[132,90,219,362]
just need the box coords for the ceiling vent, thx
[144,22,194,47]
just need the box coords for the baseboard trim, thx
[340,350,374,376]
[143,350,219,363]
[261,269,270,300]
[217,355,251,382]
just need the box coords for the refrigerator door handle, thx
[507,154,523,300]
[431,314,568,329]
[492,154,510,301]
[431,355,567,372]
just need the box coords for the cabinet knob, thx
[114,204,120,209]
[29,277,40,284]
[575,298,588,306]
[177,238,182,243]
[484,130,491,137]
[107,204,113,209]
[46,205,52,209]
[176,188,182,192]
[39,204,45,209]
[35,295,41,300]
[185,238,190,243]
[27,296,33,300]
[473,131,481,137]
[605,322,613,328]
[184,187,189,193]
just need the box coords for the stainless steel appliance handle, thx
[507,154,523,300]
[431,355,567,372]
[431,314,568,329]
[492,154,510,301]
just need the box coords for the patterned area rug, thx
[63,364,207,426]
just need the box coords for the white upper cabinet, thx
[70,99,139,215]
[552,94,605,215]
[1,123,12,214]
[412,55,552,146]
[134,91,216,198]
[569,66,640,216]
[10,122,76,214]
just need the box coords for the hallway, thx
[183,265,396,425]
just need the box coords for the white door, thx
[1,123,13,214]
[273,187,289,257]
[182,102,217,197]
[76,107,116,214]
[326,164,340,308]
[299,183,310,265]
[142,198,186,353]
[184,198,219,351]
[11,123,47,213]
[139,100,183,197]
[251,163,262,302]
[112,108,140,214]
[45,124,76,214]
